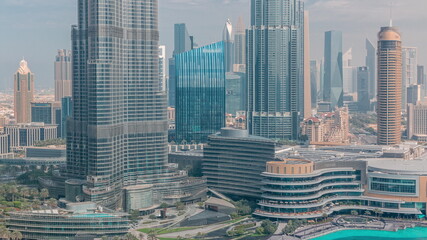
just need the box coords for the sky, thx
[0,0,426,90]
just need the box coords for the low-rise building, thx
[4,123,58,149]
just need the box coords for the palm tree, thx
[364,210,371,216]
[9,230,23,240]
[40,189,49,201]
[0,225,11,240]
[47,198,58,208]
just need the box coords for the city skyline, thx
[0,0,426,90]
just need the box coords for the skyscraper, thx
[168,24,194,107]
[377,26,402,145]
[357,67,370,112]
[303,11,311,118]
[402,47,418,109]
[247,0,305,140]
[14,60,34,123]
[233,16,246,72]
[67,0,168,208]
[323,30,343,109]
[366,39,377,99]
[159,45,166,92]
[175,42,225,143]
[223,19,234,73]
[310,60,321,107]
[343,48,357,94]
[54,49,72,101]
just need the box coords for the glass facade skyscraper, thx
[67,0,168,208]
[366,39,376,99]
[323,30,343,109]
[175,41,226,143]
[247,0,305,140]
[223,19,234,73]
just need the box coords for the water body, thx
[312,227,427,240]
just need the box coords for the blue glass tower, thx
[247,0,305,140]
[175,42,226,143]
[323,30,343,109]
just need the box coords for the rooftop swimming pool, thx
[311,227,427,240]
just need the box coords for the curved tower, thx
[223,19,234,72]
[67,0,168,208]
[14,60,34,123]
[377,26,402,145]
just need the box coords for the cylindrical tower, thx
[377,26,402,145]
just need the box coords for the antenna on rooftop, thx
[389,1,393,27]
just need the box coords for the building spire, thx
[389,1,393,27]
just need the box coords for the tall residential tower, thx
[54,49,72,101]
[323,30,343,109]
[14,60,34,123]
[233,17,246,72]
[377,26,402,145]
[67,0,168,208]
[247,0,305,140]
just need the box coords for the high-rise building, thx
[417,65,425,85]
[377,26,402,145]
[175,42,225,143]
[5,123,57,148]
[310,60,320,107]
[226,72,247,116]
[233,16,246,72]
[14,60,34,123]
[67,0,169,208]
[323,30,343,109]
[402,47,418,109]
[247,0,305,140]
[159,45,166,92]
[366,39,377,99]
[168,24,194,107]
[223,19,234,73]
[357,67,370,112]
[343,48,357,94]
[408,102,427,141]
[303,11,311,118]
[407,84,421,105]
[31,102,61,125]
[61,97,73,139]
[54,49,72,101]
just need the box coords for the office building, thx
[168,23,194,107]
[304,11,312,118]
[233,16,246,72]
[67,0,170,208]
[343,48,357,94]
[223,19,234,72]
[54,49,72,101]
[14,59,34,123]
[31,102,61,125]
[175,41,225,143]
[323,30,343,109]
[226,72,246,116]
[159,45,167,92]
[366,39,377,99]
[377,26,402,145]
[247,0,305,140]
[402,47,418,109]
[408,102,427,141]
[0,134,10,157]
[407,84,421,105]
[203,128,277,198]
[417,65,425,85]
[357,67,370,112]
[310,60,320,107]
[5,123,57,148]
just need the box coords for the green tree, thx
[10,230,23,240]
[40,188,49,201]
[364,210,371,216]
[261,220,277,234]
[351,210,358,216]
[159,203,168,209]
[175,201,185,211]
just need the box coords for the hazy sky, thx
[0,0,426,90]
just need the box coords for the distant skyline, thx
[0,0,426,90]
